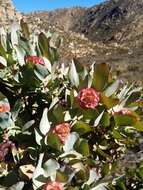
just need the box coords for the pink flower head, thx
[112,108,132,116]
[53,123,71,144]
[25,56,45,66]
[0,141,15,162]
[0,103,10,113]
[43,181,63,190]
[77,88,100,109]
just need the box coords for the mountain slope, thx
[75,0,143,46]
[26,0,143,47]
[25,0,143,82]
[0,0,143,82]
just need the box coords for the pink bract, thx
[25,56,45,65]
[78,88,100,109]
[43,181,63,190]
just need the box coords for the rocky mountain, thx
[25,0,143,82]
[75,0,143,46]
[26,0,143,47]
[26,7,85,32]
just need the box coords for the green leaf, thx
[43,57,51,73]
[91,183,108,190]
[76,139,90,156]
[112,129,123,140]
[1,171,18,187]
[11,99,23,121]
[34,128,43,145]
[22,120,35,132]
[97,148,112,160]
[39,108,50,135]
[20,63,35,85]
[0,56,7,67]
[63,132,79,153]
[82,109,98,120]
[70,89,75,107]
[105,80,120,97]
[10,24,19,47]
[116,181,126,190]
[0,113,14,130]
[75,169,89,183]
[66,187,79,190]
[100,112,110,127]
[56,171,68,182]
[53,105,65,123]
[32,153,44,190]
[83,184,90,190]
[34,175,47,184]
[8,182,24,190]
[14,45,25,66]
[43,159,59,177]
[28,147,38,160]
[49,97,59,110]
[102,163,110,177]
[38,32,50,58]
[46,132,61,151]
[94,111,104,127]
[86,169,99,185]
[69,60,79,87]
[73,121,92,136]
[114,115,137,126]
[101,94,119,109]
[34,64,49,79]
[137,166,143,179]
[0,27,7,51]
[92,63,110,91]
[133,121,143,132]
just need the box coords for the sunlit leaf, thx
[34,129,43,145]
[114,115,137,126]
[43,159,59,178]
[92,63,110,91]
[105,80,120,97]
[94,111,104,127]
[63,132,79,153]
[39,108,50,135]
[101,94,119,108]
[69,60,79,87]
[0,56,7,67]
[73,121,92,136]
[32,153,44,190]
[76,139,90,156]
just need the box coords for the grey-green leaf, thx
[43,159,59,177]
[0,56,7,67]
[39,108,50,135]
[69,60,79,87]
[94,111,104,127]
[35,129,43,145]
[105,80,120,97]
[63,132,79,153]
[8,182,24,190]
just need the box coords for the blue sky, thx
[13,0,106,13]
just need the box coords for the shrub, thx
[0,21,143,190]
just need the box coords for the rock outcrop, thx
[0,0,21,26]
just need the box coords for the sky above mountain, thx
[13,0,106,12]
